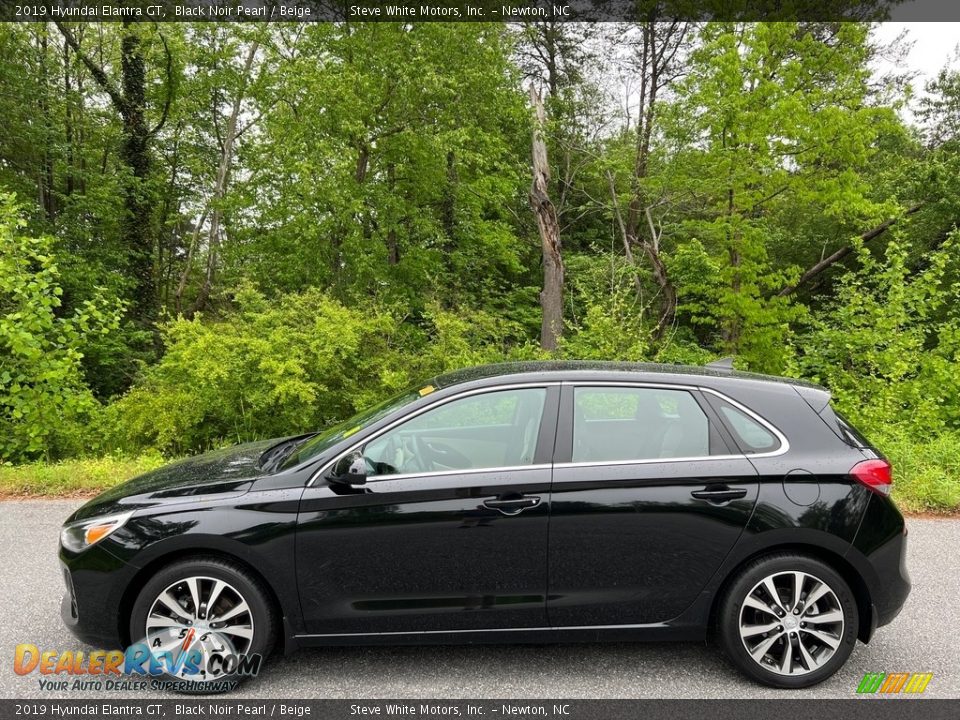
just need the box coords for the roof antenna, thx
[706,356,735,372]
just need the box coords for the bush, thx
[792,233,960,439]
[0,193,121,462]
[99,286,541,456]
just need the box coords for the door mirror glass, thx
[328,451,368,486]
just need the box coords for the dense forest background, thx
[1,20,959,509]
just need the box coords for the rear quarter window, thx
[709,397,782,454]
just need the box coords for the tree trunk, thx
[193,40,260,314]
[528,86,564,353]
[777,203,924,297]
[118,21,155,325]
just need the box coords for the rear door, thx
[547,382,763,627]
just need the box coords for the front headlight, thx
[60,512,133,553]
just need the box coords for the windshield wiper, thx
[257,434,315,472]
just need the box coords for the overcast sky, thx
[873,22,960,116]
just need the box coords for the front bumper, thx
[59,542,139,648]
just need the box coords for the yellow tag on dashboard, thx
[418,385,436,397]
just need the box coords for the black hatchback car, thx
[60,361,909,689]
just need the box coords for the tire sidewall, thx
[718,554,859,689]
[128,559,274,693]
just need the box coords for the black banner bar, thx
[1,699,959,720]
[3,0,959,24]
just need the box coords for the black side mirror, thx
[328,451,368,486]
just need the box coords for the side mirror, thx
[328,451,368,486]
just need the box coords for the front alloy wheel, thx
[718,554,858,688]
[144,575,255,679]
[129,557,277,692]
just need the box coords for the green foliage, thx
[0,193,121,462]
[1,23,959,511]
[792,231,960,439]
[100,285,541,456]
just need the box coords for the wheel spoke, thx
[219,625,253,639]
[146,615,188,630]
[779,635,794,673]
[743,595,778,616]
[804,609,843,625]
[206,580,226,611]
[185,577,201,615]
[803,582,830,610]
[796,632,819,671]
[740,620,781,639]
[157,591,194,622]
[749,631,783,660]
[762,577,786,613]
[790,572,804,613]
[802,627,840,649]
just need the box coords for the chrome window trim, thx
[308,382,559,487]
[358,463,552,484]
[556,381,789,470]
[698,386,789,458]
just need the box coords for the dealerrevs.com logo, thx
[856,673,934,696]
[14,632,262,693]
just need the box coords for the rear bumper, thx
[849,495,911,631]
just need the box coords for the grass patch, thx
[0,454,166,497]
[875,431,960,514]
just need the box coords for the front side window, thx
[363,388,547,477]
[572,387,710,462]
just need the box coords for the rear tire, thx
[129,556,277,693]
[717,553,858,688]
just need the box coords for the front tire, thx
[129,556,277,693]
[717,553,858,688]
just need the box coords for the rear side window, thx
[711,398,781,454]
[572,387,713,462]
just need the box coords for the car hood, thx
[68,438,283,522]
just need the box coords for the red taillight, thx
[850,459,892,495]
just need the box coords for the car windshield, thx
[279,388,422,470]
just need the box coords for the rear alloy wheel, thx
[718,554,858,688]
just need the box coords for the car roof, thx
[430,360,827,394]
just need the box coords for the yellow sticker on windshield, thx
[418,385,436,397]
[342,425,362,438]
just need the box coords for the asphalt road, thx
[0,499,956,699]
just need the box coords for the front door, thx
[296,385,559,636]
[547,383,760,627]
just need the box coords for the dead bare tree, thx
[528,85,565,352]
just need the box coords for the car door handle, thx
[691,486,748,502]
[483,495,541,516]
